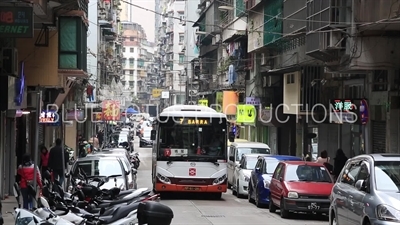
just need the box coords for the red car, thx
[268,161,334,218]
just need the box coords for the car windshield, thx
[266,161,279,174]
[157,117,227,160]
[236,148,270,161]
[374,161,400,192]
[75,159,123,177]
[243,158,257,169]
[285,165,332,183]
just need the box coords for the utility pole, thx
[32,86,42,207]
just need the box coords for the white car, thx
[233,154,266,197]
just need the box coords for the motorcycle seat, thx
[97,188,150,207]
[98,202,140,223]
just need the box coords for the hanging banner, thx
[236,104,256,123]
[102,100,121,121]
[223,91,238,115]
[198,99,208,106]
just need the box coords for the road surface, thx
[135,141,329,225]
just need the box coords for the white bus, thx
[150,105,234,199]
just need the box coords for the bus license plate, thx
[183,186,201,191]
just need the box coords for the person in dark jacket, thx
[333,148,348,179]
[17,154,43,209]
[48,139,68,185]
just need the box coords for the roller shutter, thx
[38,124,44,145]
[372,121,386,153]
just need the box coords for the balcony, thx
[195,1,221,37]
[354,0,400,31]
[305,0,349,61]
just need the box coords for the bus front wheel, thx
[211,192,222,200]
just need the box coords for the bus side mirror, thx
[150,130,156,140]
[228,132,235,142]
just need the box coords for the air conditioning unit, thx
[260,53,267,65]
[1,48,18,76]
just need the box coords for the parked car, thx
[140,127,153,147]
[329,153,400,225]
[269,161,334,218]
[227,142,271,188]
[247,155,302,207]
[68,155,131,190]
[88,151,137,189]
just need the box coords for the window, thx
[179,54,184,64]
[178,12,185,22]
[122,58,127,67]
[179,33,184,44]
[244,158,258,170]
[341,162,361,186]
[374,161,400,192]
[373,70,388,91]
[255,158,263,169]
[75,159,122,176]
[129,70,134,75]
[273,163,283,179]
[130,37,134,41]
[129,58,134,66]
[124,70,129,75]
[129,81,134,87]
[286,73,295,84]
[236,147,270,161]
[266,160,280,174]
[130,48,134,53]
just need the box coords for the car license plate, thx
[183,186,201,191]
[308,202,320,210]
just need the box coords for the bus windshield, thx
[157,117,227,160]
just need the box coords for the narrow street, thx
[135,141,329,225]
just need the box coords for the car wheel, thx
[236,180,243,198]
[280,198,290,218]
[248,181,255,203]
[255,188,264,208]
[269,195,276,212]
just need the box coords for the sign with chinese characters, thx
[236,104,256,123]
[152,89,162,98]
[39,111,57,123]
[102,100,121,121]
[178,118,210,125]
[330,99,369,124]
[198,99,208,106]
[245,97,260,106]
[0,6,33,38]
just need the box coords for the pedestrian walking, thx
[333,148,348,179]
[48,139,68,185]
[39,145,50,176]
[17,154,43,210]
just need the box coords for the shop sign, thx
[0,6,34,38]
[102,100,121,121]
[198,99,208,106]
[236,104,256,123]
[330,99,369,124]
[245,97,260,106]
[65,110,85,121]
[39,111,58,123]
[14,62,25,106]
[92,112,103,123]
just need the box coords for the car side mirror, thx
[150,130,156,140]
[229,156,234,161]
[355,179,365,191]
[279,177,283,182]
[228,132,235,142]
[255,168,261,173]
[125,170,131,175]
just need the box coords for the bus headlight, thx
[156,173,171,184]
[213,174,227,185]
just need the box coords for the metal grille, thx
[372,121,386,153]
[38,124,44,145]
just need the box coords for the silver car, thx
[329,153,400,225]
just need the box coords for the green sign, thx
[236,104,256,124]
[0,6,33,38]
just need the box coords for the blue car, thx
[248,155,302,208]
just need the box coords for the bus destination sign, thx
[178,118,210,125]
